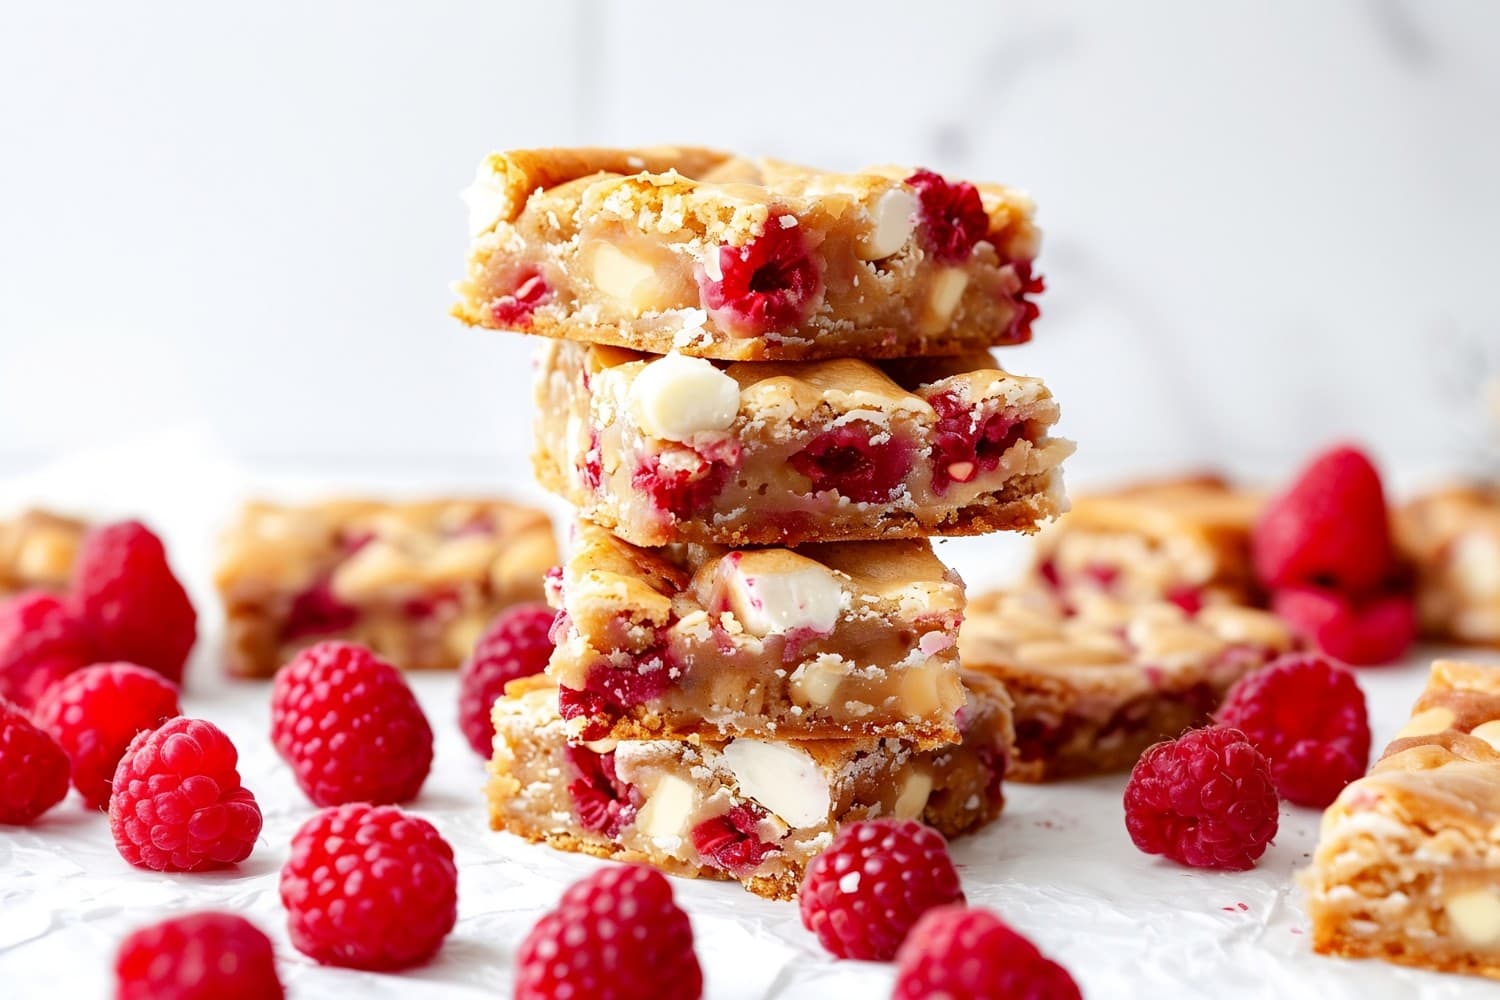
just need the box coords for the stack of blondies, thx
[454,147,1074,898]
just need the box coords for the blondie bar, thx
[547,520,966,746]
[1029,476,1262,613]
[215,498,557,676]
[1399,486,1500,646]
[533,341,1071,547]
[488,673,1012,901]
[0,509,86,597]
[959,589,1294,780]
[1304,659,1500,979]
[454,147,1042,361]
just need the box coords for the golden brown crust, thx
[1398,485,1500,646]
[0,509,87,596]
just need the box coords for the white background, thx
[2,1,1498,482]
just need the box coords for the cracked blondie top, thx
[0,509,86,597]
[487,672,1012,901]
[1398,485,1500,646]
[534,340,1072,547]
[454,146,1042,361]
[547,519,967,747]
[1304,659,1500,979]
[214,498,557,677]
[1029,475,1263,613]
[959,588,1294,781]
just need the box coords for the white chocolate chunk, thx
[721,739,831,828]
[721,550,844,637]
[590,243,672,314]
[637,774,698,839]
[791,656,847,708]
[1446,889,1500,944]
[855,188,919,260]
[900,664,944,717]
[1397,706,1455,739]
[1453,531,1500,596]
[628,353,740,442]
[892,771,934,820]
[462,166,509,236]
[921,267,970,331]
[1470,719,1500,751]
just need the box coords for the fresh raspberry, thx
[1253,445,1398,592]
[893,906,1081,1000]
[798,818,964,961]
[270,641,433,806]
[0,590,94,707]
[790,424,912,503]
[1216,654,1371,808]
[1272,584,1416,666]
[280,578,358,641]
[491,268,551,329]
[690,802,781,878]
[906,169,989,264]
[33,662,181,810]
[515,864,702,1000]
[115,912,284,1000]
[564,744,639,836]
[1123,725,1279,871]
[1002,261,1045,345]
[928,390,1024,494]
[70,521,197,683]
[556,635,679,741]
[632,447,738,520]
[280,803,457,970]
[457,602,555,756]
[0,698,70,825]
[698,221,823,334]
[109,717,262,871]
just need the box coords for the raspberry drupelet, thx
[0,590,94,708]
[893,905,1081,1000]
[0,697,70,825]
[114,912,284,1000]
[457,602,556,757]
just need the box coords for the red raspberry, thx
[632,447,737,519]
[33,662,181,810]
[893,906,1080,1000]
[1216,654,1371,808]
[491,268,551,329]
[457,602,555,756]
[1272,584,1416,666]
[698,221,823,334]
[798,818,964,961]
[0,590,94,707]
[928,390,1024,493]
[115,912,284,1000]
[1123,725,1279,871]
[690,802,781,877]
[70,521,197,683]
[1253,445,1397,592]
[790,424,913,503]
[906,169,989,264]
[0,697,70,825]
[564,744,639,837]
[270,641,433,806]
[109,717,262,871]
[280,803,456,970]
[515,864,702,1000]
[1003,261,1045,345]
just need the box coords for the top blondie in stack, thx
[454,147,1073,898]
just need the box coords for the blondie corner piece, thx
[1028,475,1263,612]
[0,509,87,597]
[959,589,1293,781]
[1304,659,1500,979]
[487,673,1012,901]
[214,498,558,677]
[1399,485,1500,646]
[454,146,1042,361]
[547,520,968,746]
[534,340,1072,547]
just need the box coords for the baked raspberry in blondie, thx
[959,589,1294,781]
[487,673,1012,901]
[1398,485,1500,646]
[214,498,557,677]
[0,509,86,597]
[534,341,1071,547]
[548,520,966,746]
[1304,659,1500,979]
[1029,476,1262,613]
[454,147,1043,361]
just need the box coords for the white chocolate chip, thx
[721,739,831,828]
[590,242,672,314]
[855,188,919,260]
[1453,532,1500,596]
[628,353,741,442]
[1446,889,1500,944]
[721,550,845,637]
[791,656,847,708]
[892,771,934,820]
[702,246,724,282]
[461,167,509,236]
[1397,706,1455,739]
[637,774,698,839]
[1470,719,1500,751]
[900,664,944,717]
[920,267,970,332]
